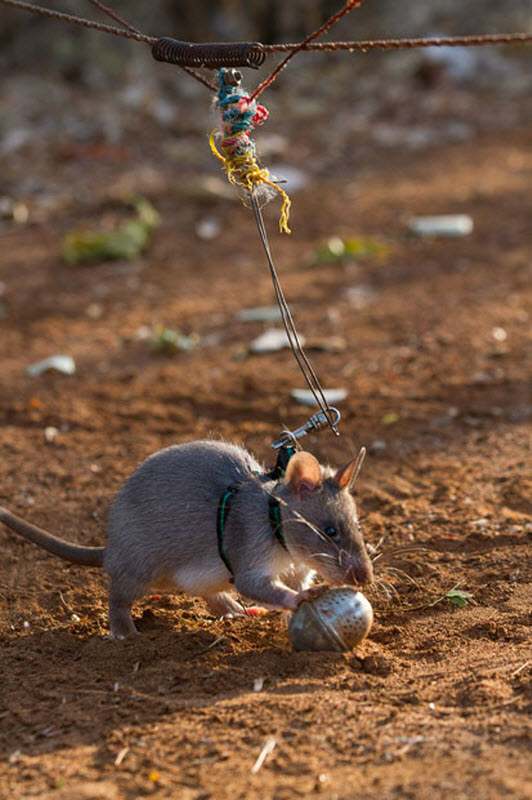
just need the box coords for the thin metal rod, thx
[262,32,532,53]
[87,0,141,35]
[1,0,156,44]
[251,193,339,437]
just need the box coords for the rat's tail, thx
[0,506,104,567]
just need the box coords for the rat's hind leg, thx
[108,578,142,639]
[204,592,246,618]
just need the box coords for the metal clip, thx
[272,407,341,450]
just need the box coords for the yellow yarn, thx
[209,132,291,235]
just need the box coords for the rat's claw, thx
[296,584,331,606]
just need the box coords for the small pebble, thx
[44,426,59,443]
[251,329,302,354]
[408,214,473,237]
[236,306,282,323]
[12,202,29,224]
[27,355,76,377]
[86,303,103,319]
[369,439,387,453]
[492,326,507,342]
[345,285,377,309]
[291,388,347,407]
[195,217,221,241]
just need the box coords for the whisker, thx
[374,545,428,563]
[308,552,336,562]
[371,578,398,601]
[381,566,424,590]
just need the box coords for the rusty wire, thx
[1,0,156,43]
[2,0,531,94]
[263,32,532,54]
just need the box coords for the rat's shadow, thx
[0,611,347,761]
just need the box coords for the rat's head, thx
[279,449,373,588]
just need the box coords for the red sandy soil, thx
[0,126,530,800]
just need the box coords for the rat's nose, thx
[346,557,373,586]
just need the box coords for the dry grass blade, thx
[251,737,277,774]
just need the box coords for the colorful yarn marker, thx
[210,68,291,234]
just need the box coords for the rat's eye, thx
[324,526,339,539]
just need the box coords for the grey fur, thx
[0,440,373,638]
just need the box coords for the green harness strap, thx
[216,482,241,583]
[216,445,295,580]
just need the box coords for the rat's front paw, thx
[296,584,331,607]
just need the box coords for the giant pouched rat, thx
[0,440,373,638]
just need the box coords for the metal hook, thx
[272,407,341,449]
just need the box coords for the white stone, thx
[27,355,76,377]
[291,388,347,407]
[408,215,473,237]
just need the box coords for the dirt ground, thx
[0,92,531,799]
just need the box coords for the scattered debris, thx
[70,613,81,623]
[492,326,507,342]
[408,215,473,237]
[114,747,129,767]
[27,355,76,377]
[381,412,400,426]
[250,329,303,354]
[406,583,474,612]
[253,677,265,692]
[310,236,389,266]
[291,388,348,407]
[44,426,59,443]
[446,588,475,608]
[345,285,377,309]
[193,636,227,657]
[306,336,346,353]
[8,750,22,765]
[195,217,221,241]
[251,737,277,774]
[0,197,29,224]
[150,327,198,356]
[63,198,160,265]
[236,306,283,323]
[369,439,387,454]
[86,303,104,320]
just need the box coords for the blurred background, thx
[1,0,531,190]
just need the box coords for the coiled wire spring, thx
[152,37,266,70]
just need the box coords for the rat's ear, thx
[333,447,366,491]
[284,451,322,496]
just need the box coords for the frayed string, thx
[210,69,291,234]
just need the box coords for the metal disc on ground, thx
[288,587,373,652]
